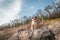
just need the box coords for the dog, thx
[31,17,39,31]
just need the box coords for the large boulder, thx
[48,21,60,40]
[40,29,55,40]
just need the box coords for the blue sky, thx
[19,0,56,17]
[0,0,57,25]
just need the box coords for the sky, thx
[0,0,22,25]
[0,0,57,25]
[19,0,56,17]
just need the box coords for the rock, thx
[40,29,55,40]
[8,28,55,40]
[48,22,60,35]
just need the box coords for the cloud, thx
[0,0,22,25]
[30,6,35,10]
[0,0,5,3]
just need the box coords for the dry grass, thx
[43,18,60,24]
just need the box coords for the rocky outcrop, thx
[8,28,55,40]
[48,21,60,40]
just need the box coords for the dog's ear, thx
[35,16,37,18]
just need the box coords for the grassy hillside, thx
[0,18,60,40]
